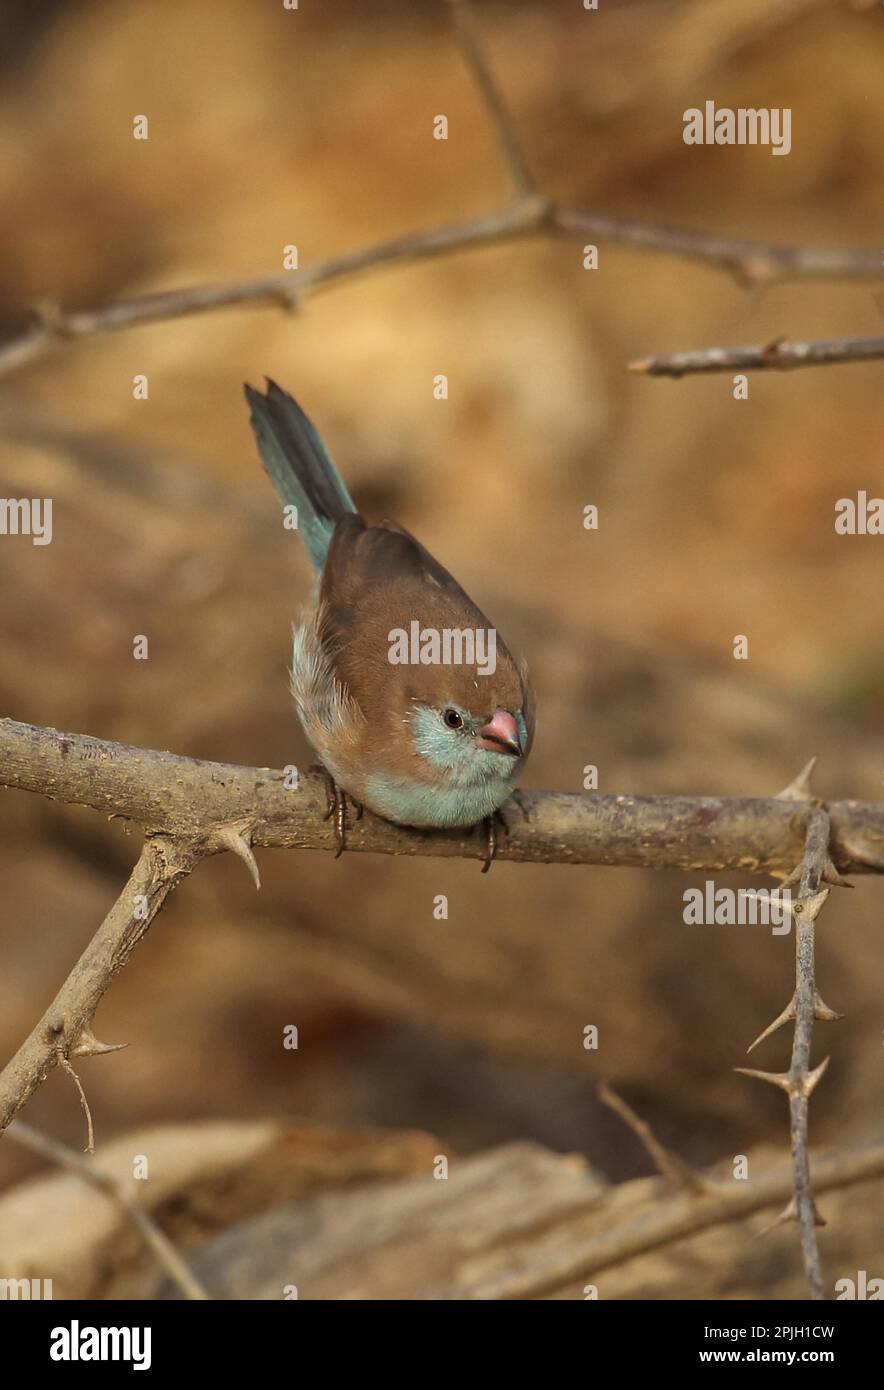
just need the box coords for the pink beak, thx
[477,708,522,757]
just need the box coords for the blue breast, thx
[363,768,520,828]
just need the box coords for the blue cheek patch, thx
[369,704,525,828]
[411,706,469,771]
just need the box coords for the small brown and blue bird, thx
[245,380,534,868]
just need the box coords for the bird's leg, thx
[311,762,352,858]
[333,788,347,857]
[480,807,509,873]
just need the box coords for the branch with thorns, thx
[595,762,853,1302]
[735,765,848,1300]
[1,715,882,1301]
[0,0,882,380]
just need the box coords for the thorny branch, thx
[736,765,848,1300]
[0,832,200,1135]
[0,3,882,379]
[787,812,835,1300]
[1,711,883,1305]
[0,723,881,1303]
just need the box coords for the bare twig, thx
[56,1052,95,1155]
[448,0,535,197]
[598,1082,706,1194]
[6,1120,210,1300]
[1,4,882,379]
[629,335,884,378]
[549,208,883,286]
[8,208,880,381]
[0,201,550,377]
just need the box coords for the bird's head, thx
[407,663,533,786]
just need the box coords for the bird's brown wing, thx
[317,515,526,742]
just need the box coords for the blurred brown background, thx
[1,0,884,1297]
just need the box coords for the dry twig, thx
[598,1082,706,1195]
[629,335,884,378]
[1,4,882,379]
[6,1121,210,1300]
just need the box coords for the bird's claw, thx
[312,763,361,858]
[481,808,509,873]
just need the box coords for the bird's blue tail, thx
[244,379,357,571]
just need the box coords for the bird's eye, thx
[443,708,463,730]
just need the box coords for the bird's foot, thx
[312,763,362,858]
[480,807,509,873]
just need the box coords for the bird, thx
[244,379,534,869]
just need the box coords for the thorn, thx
[822,857,852,888]
[71,1027,129,1058]
[737,1056,830,1099]
[735,1066,792,1093]
[755,1193,825,1239]
[775,756,817,802]
[814,993,843,1023]
[777,864,801,890]
[756,1196,797,1237]
[802,1055,830,1096]
[746,997,796,1054]
[215,823,261,890]
[759,336,787,365]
